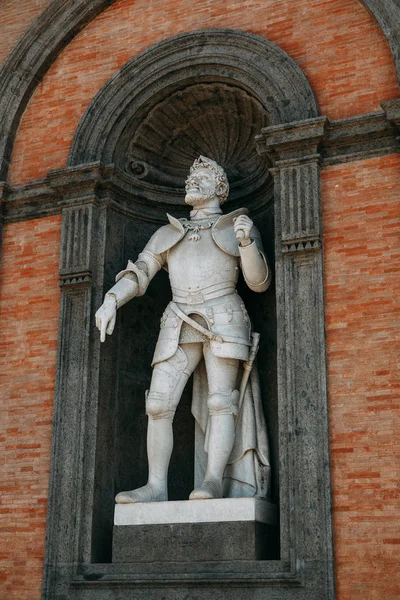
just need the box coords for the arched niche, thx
[66,29,318,524]
[44,29,334,600]
[68,29,318,166]
[68,26,317,544]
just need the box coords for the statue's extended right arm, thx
[95,248,164,342]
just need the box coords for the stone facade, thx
[0,1,399,599]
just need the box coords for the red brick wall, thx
[323,155,400,600]
[0,0,399,599]
[0,0,53,64]
[8,0,398,185]
[0,216,61,599]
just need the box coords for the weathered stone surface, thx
[0,0,398,189]
[113,521,277,562]
[114,498,277,526]
[68,29,319,172]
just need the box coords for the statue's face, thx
[185,167,218,207]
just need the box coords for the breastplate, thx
[167,227,239,298]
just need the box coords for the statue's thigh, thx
[147,343,203,414]
[203,343,239,394]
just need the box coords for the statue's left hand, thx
[234,214,253,247]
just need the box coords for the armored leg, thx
[116,343,203,503]
[190,344,239,500]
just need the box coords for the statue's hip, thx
[152,292,252,366]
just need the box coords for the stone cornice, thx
[0,0,398,188]
[256,106,400,166]
[323,110,399,165]
[2,106,399,226]
[256,117,327,165]
[381,98,400,135]
[1,102,399,227]
[0,163,186,224]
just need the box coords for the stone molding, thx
[0,163,181,225]
[382,97,400,140]
[0,0,398,186]
[1,107,398,227]
[323,109,399,164]
[257,117,327,163]
[0,0,118,181]
[68,29,318,169]
[363,0,400,85]
[257,107,399,168]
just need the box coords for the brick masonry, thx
[0,0,399,598]
[7,0,399,185]
[0,216,61,599]
[0,0,52,64]
[323,155,400,599]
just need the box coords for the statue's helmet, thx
[188,156,229,204]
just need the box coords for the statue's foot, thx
[189,479,222,500]
[115,484,167,504]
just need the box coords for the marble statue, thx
[95,156,271,503]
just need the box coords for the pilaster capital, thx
[58,204,96,289]
[256,117,328,167]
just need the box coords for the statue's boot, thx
[189,413,235,500]
[189,479,222,500]
[115,484,167,504]
[115,415,172,504]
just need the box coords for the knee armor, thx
[146,347,189,420]
[207,389,239,416]
[145,390,176,420]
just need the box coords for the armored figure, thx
[96,156,271,503]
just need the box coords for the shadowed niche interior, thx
[116,82,272,208]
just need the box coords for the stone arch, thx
[67,29,318,209]
[68,28,318,162]
[0,0,398,183]
[0,0,116,181]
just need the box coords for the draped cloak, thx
[191,357,271,498]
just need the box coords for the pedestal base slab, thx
[113,498,278,562]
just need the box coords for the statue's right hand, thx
[95,295,117,342]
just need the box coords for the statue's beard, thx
[185,190,214,207]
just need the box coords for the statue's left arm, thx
[234,214,271,293]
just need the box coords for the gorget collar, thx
[190,207,222,220]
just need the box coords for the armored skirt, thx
[152,291,252,366]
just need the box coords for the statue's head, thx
[185,156,229,207]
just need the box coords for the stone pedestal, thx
[113,498,278,562]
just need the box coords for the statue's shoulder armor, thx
[145,214,186,255]
[212,208,263,257]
